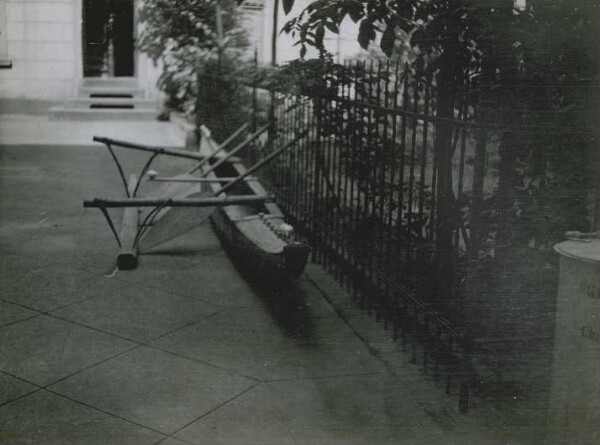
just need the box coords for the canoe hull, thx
[210,206,311,280]
[199,127,311,280]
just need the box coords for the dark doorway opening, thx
[82,0,134,77]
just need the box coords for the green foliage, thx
[281,0,598,242]
[137,0,248,114]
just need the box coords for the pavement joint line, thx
[0,297,47,315]
[0,369,43,409]
[262,370,389,384]
[46,311,148,346]
[0,386,42,410]
[46,295,210,346]
[304,274,383,358]
[0,312,44,330]
[105,269,258,309]
[143,343,263,383]
[142,307,230,344]
[154,436,193,445]
[0,369,42,388]
[260,383,299,445]
[304,271,467,425]
[43,282,139,315]
[44,386,169,437]
[167,382,261,438]
[43,344,142,389]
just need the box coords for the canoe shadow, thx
[227,257,320,349]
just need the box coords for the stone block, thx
[6,2,24,22]
[6,22,25,41]
[26,22,74,42]
[25,2,72,22]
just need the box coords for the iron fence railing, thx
[197,60,496,412]
[192,47,600,411]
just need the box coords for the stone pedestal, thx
[548,240,600,444]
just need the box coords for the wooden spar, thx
[186,123,249,174]
[92,136,237,162]
[84,194,271,208]
[138,123,269,250]
[117,174,139,270]
[196,122,271,177]
[142,122,268,182]
[150,176,258,183]
[218,136,299,196]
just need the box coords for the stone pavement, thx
[0,114,184,147]
[0,119,549,444]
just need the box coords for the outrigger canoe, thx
[147,126,311,279]
[200,126,311,279]
[84,123,310,279]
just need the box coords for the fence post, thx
[469,113,488,270]
[252,48,258,133]
[432,51,456,308]
[194,65,203,143]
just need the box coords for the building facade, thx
[0,0,160,101]
[0,0,364,103]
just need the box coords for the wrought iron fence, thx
[197,60,500,412]
[191,41,600,413]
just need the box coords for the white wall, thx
[0,0,79,99]
[256,0,366,66]
[0,0,161,101]
[136,52,161,99]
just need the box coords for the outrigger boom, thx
[84,194,271,208]
[148,175,259,183]
[92,136,241,163]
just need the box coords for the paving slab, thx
[174,383,296,445]
[151,305,385,381]
[0,373,38,407]
[264,374,450,445]
[0,301,39,328]
[0,315,135,386]
[176,374,462,445]
[51,284,222,343]
[114,252,260,308]
[154,438,189,445]
[0,264,128,312]
[0,253,49,275]
[49,346,257,435]
[0,114,185,147]
[0,390,164,445]
[142,224,224,258]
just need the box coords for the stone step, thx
[49,106,158,121]
[81,77,139,88]
[79,86,145,98]
[64,97,158,110]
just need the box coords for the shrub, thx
[137,0,248,115]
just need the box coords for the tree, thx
[137,0,248,114]
[280,0,598,240]
[278,0,598,349]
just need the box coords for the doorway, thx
[82,0,134,77]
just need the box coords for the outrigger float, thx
[84,123,311,279]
